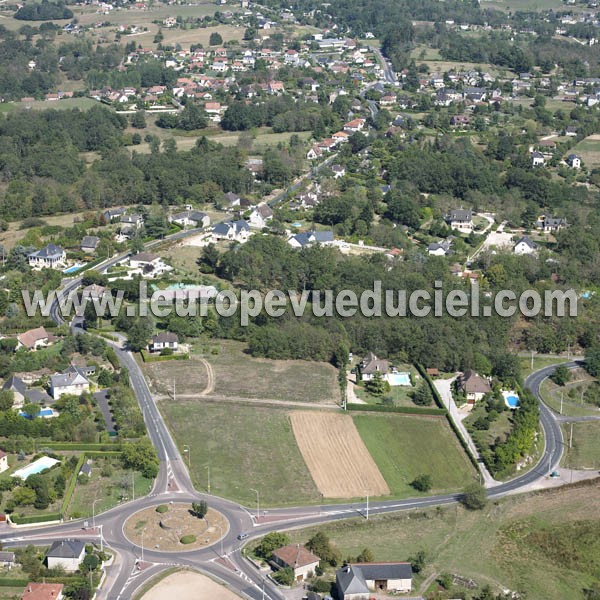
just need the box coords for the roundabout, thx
[123,503,229,553]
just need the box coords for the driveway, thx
[433,377,498,487]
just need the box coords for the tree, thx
[306,532,341,566]
[412,381,433,406]
[191,500,208,518]
[0,390,14,411]
[209,32,223,46]
[408,550,426,574]
[585,346,600,377]
[178,104,208,131]
[12,486,36,506]
[273,566,294,586]
[131,111,146,129]
[365,371,386,397]
[127,318,153,352]
[355,548,374,563]
[550,364,571,386]
[461,482,487,510]
[22,403,40,418]
[349,132,368,153]
[121,437,159,478]
[199,243,220,273]
[410,473,432,492]
[256,532,290,559]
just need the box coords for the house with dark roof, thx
[0,549,15,567]
[248,203,274,229]
[427,240,452,256]
[150,332,178,353]
[168,210,210,229]
[103,207,126,222]
[445,209,473,232]
[272,544,320,582]
[50,370,90,400]
[567,153,581,169]
[28,244,66,270]
[80,236,100,253]
[531,151,545,167]
[358,352,389,382]
[45,540,85,572]
[536,215,567,232]
[2,375,52,408]
[336,563,412,600]
[288,230,334,249]
[0,450,8,474]
[211,220,252,243]
[514,236,538,256]
[457,369,491,403]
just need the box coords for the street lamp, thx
[215,523,224,557]
[141,529,145,563]
[205,465,211,494]
[183,444,191,468]
[92,498,100,529]
[249,488,260,521]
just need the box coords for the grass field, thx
[198,340,340,404]
[354,414,476,496]
[572,134,600,170]
[285,481,600,599]
[561,422,600,469]
[159,401,321,506]
[519,354,568,377]
[540,377,600,418]
[483,0,574,10]
[9,98,99,112]
[0,587,25,599]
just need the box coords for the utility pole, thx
[569,422,574,449]
[530,349,534,371]
[250,488,259,521]
[560,391,563,415]
[173,378,176,401]
[132,471,135,501]
[366,493,369,520]
[99,524,104,553]
[206,465,210,494]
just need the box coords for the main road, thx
[1,226,579,599]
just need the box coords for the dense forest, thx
[14,0,73,21]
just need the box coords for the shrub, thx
[461,483,487,510]
[180,535,196,544]
[410,474,432,492]
[156,505,168,514]
[273,566,294,586]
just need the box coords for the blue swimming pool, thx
[63,264,84,274]
[503,392,520,409]
[11,456,60,480]
[19,408,54,419]
[388,372,411,386]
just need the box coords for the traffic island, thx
[124,503,228,552]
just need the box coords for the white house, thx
[331,164,346,179]
[288,230,334,248]
[358,352,389,382]
[80,236,100,253]
[150,332,178,352]
[248,203,274,229]
[45,540,85,572]
[531,151,545,167]
[169,210,210,229]
[567,153,581,169]
[343,118,366,132]
[445,209,473,232]
[129,252,170,277]
[50,370,90,400]
[427,240,452,256]
[458,370,491,404]
[28,244,66,270]
[120,213,144,230]
[514,236,538,255]
[17,326,51,351]
[211,220,252,243]
[336,563,413,600]
[536,215,567,232]
[272,545,320,582]
[0,450,8,474]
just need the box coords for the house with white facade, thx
[513,236,538,255]
[45,540,85,572]
[169,210,210,228]
[248,203,273,229]
[50,370,90,400]
[28,244,66,270]
[272,545,320,582]
[336,563,413,600]
[445,209,473,232]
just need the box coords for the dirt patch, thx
[290,411,390,498]
[141,570,241,600]
[124,503,228,552]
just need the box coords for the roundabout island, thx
[124,503,229,553]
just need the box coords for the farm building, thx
[336,563,413,600]
[272,544,320,582]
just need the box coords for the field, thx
[290,411,390,498]
[518,354,568,377]
[540,373,600,418]
[354,414,476,495]
[159,401,321,506]
[285,480,600,599]
[572,134,600,170]
[561,422,600,469]
[140,570,242,600]
[483,0,576,10]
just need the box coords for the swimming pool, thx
[19,408,54,419]
[503,391,520,409]
[388,372,411,386]
[11,456,60,480]
[63,264,85,274]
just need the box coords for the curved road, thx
[1,233,581,599]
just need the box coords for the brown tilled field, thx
[290,411,390,498]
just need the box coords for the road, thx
[1,220,583,600]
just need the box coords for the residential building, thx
[531,151,545,167]
[169,210,210,228]
[248,203,274,229]
[331,164,346,178]
[0,550,15,567]
[17,327,51,351]
[129,252,167,274]
[45,540,85,572]
[82,284,107,300]
[343,118,366,132]
[50,370,91,400]
[288,230,334,248]
[457,369,491,403]
[358,352,389,381]
[445,209,473,232]
[272,544,320,582]
[120,213,144,229]
[567,153,581,168]
[80,236,100,253]
[211,220,252,243]
[427,240,452,256]
[150,332,178,352]
[336,563,413,600]
[514,236,538,255]
[21,583,64,600]
[536,215,568,232]
[103,208,126,222]
[0,450,8,474]
[28,244,66,270]
[2,375,52,409]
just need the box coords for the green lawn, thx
[571,135,600,170]
[519,355,568,377]
[285,481,600,599]
[159,401,321,506]
[353,414,476,495]
[561,421,600,469]
[68,458,153,519]
[540,378,600,418]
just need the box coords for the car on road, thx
[237,532,249,540]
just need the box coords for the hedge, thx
[0,579,29,587]
[415,364,445,410]
[61,453,86,515]
[42,443,120,452]
[156,505,168,514]
[345,403,446,416]
[11,512,62,525]
[140,349,189,363]
[180,535,196,544]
